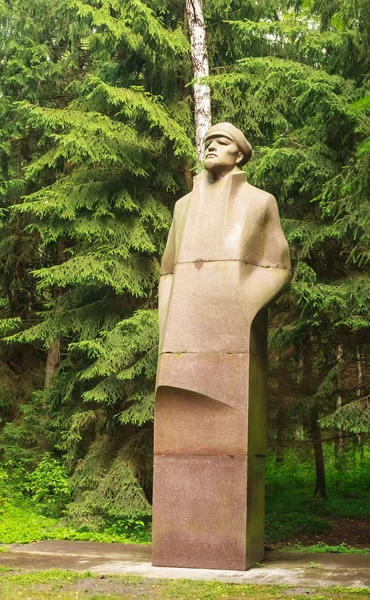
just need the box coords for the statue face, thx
[204,135,243,173]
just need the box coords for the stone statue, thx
[152,123,291,571]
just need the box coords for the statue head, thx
[204,123,252,180]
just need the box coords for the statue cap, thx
[205,122,252,166]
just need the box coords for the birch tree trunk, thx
[185,0,211,162]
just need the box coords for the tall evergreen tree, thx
[0,0,194,524]
[0,0,369,520]
[204,0,370,494]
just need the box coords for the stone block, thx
[154,387,248,456]
[152,454,250,570]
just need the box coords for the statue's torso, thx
[173,171,275,266]
[156,170,291,404]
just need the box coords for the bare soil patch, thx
[285,589,319,595]
[268,517,370,550]
[61,576,152,597]
[296,517,370,548]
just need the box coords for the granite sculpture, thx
[152,122,291,570]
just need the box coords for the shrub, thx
[26,453,71,516]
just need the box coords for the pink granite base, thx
[152,312,267,571]
[152,454,248,570]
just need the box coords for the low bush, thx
[26,453,71,516]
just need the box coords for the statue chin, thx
[204,161,237,177]
[203,157,218,170]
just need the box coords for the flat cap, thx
[205,122,252,166]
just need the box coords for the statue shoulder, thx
[243,181,276,204]
[173,192,191,218]
[240,182,281,221]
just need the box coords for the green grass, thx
[264,447,370,550]
[0,487,368,550]
[265,485,370,546]
[265,488,331,543]
[3,569,87,583]
[0,447,369,551]
[0,571,370,600]
[291,542,370,554]
[0,499,151,545]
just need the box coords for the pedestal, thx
[152,310,267,570]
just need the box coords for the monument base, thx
[152,453,265,570]
[152,311,267,571]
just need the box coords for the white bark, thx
[185,0,211,163]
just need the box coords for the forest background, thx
[0,0,369,550]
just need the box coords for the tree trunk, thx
[303,335,327,499]
[334,343,343,463]
[185,0,211,162]
[356,345,365,459]
[44,339,60,390]
[43,238,65,390]
[275,405,285,465]
[311,401,327,498]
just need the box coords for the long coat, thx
[156,169,291,409]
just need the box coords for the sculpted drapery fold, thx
[156,170,291,405]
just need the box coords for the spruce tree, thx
[0,0,369,518]
[0,0,194,523]
[204,0,370,494]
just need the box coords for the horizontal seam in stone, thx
[175,259,290,270]
[158,351,251,356]
[154,453,248,457]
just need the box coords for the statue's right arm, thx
[158,215,176,347]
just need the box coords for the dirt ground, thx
[60,576,155,597]
[268,517,370,549]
